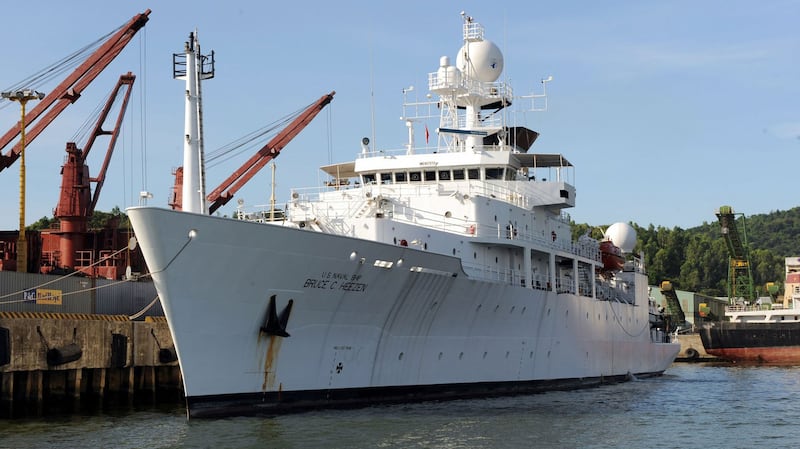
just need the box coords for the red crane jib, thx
[54,73,135,221]
[205,91,335,215]
[0,9,150,172]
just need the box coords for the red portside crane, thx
[171,91,335,214]
[0,9,150,173]
[0,10,149,274]
[48,73,135,277]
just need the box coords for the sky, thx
[0,1,797,231]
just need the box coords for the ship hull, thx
[187,374,641,418]
[128,207,679,418]
[699,321,800,364]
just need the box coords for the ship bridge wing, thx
[320,161,357,179]
[513,153,573,169]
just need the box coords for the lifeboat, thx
[599,240,625,272]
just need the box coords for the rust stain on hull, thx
[262,334,283,391]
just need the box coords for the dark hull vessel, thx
[699,321,800,364]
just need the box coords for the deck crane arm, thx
[206,91,335,215]
[0,9,150,173]
[715,205,755,302]
[55,73,135,220]
[87,72,136,213]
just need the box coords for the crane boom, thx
[715,205,755,301]
[0,9,150,173]
[88,72,136,213]
[55,73,135,219]
[206,91,335,214]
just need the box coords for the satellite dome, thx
[455,39,503,82]
[604,222,637,253]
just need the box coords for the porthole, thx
[398,352,404,360]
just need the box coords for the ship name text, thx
[303,272,367,292]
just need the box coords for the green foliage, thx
[28,216,59,231]
[88,206,131,230]
[27,207,130,231]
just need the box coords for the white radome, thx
[456,39,504,82]
[605,222,637,253]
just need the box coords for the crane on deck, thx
[170,91,336,215]
[715,205,755,303]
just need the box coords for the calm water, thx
[1,363,799,449]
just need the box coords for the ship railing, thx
[461,263,579,293]
[306,178,560,215]
[596,282,635,304]
[725,303,797,313]
[463,19,484,41]
[462,262,510,284]
[288,183,598,263]
[461,262,532,288]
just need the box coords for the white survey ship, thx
[128,13,679,418]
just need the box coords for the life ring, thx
[468,224,476,235]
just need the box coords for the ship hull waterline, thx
[128,207,679,418]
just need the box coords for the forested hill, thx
[574,206,800,298]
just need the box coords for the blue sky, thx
[0,1,797,231]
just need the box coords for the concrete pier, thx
[0,313,181,409]
[675,332,718,362]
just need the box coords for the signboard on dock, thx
[23,288,63,305]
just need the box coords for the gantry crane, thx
[715,205,755,302]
